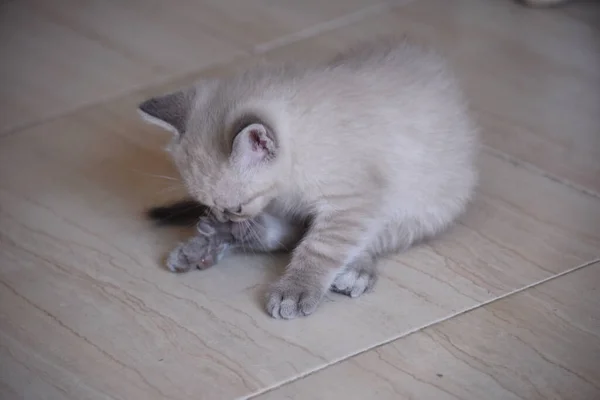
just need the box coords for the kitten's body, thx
[140,38,478,319]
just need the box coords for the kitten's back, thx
[276,39,478,212]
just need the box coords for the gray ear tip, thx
[138,98,158,115]
[136,89,193,134]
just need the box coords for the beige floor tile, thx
[2,1,600,398]
[0,0,243,134]
[170,0,392,50]
[0,0,389,134]
[261,0,600,196]
[255,262,600,400]
[0,63,599,398]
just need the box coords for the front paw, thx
[331,267,377,298]
[266,272,327,319]
[166,236,228,273]
[196,216,233,239]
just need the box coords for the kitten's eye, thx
[225,205,243,216]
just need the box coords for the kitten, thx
[139,38,479,319]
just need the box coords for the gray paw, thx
[196,216,233,239]
[166,236,229,273]
[266,274,326,319]
[331,267,377,298]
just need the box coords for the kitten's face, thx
[172,125,278,222]
[138,86,280,222]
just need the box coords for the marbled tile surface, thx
[1,0,599,399]
[255,262,600,400]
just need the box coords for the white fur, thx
[141,38,479,319]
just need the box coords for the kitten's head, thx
[138,81,283,222]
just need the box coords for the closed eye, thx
[225,205,243,216]
[224,188,274,218]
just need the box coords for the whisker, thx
[131,169,181,181]
[240,220,256,255]
[246,219,271,253]
[206,205,216,219]
[152,184,188,200]
[250,218,286,251]
[241,220,262,256]
[247,219,280,263]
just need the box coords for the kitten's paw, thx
[331,267,377,298]
[196,216,227,237]
[166,236,228,273]
[266,273,326,319]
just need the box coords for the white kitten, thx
[139,38,479,319]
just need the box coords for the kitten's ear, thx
[231,122,277,167]
[138,87,196,136]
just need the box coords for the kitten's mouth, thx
[228,214,252,223]
[211,209,252,223]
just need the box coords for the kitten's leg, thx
[331,218,431,297]
[165,212,304,272]
[266,205,378,319]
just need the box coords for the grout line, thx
[244,258,600,399]
[0,0,410,140]
[253,0,413,54]
[0,49,252,139]
[482,145,600,200]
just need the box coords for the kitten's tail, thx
[146,199,209,226]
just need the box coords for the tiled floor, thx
[0,1,599,400]
[256,262,600,400]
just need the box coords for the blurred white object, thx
[520,0,570,7]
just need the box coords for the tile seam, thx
[0,0,409,139]
[244,258,600,400]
